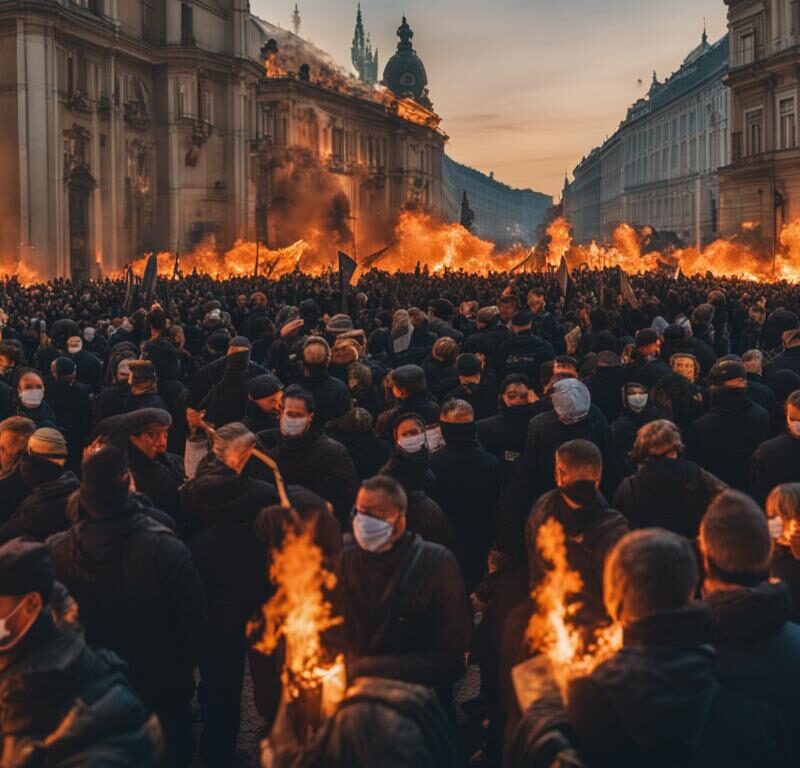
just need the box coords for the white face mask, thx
[627,393,648,412]
[398,433,426,453]
[353,512,395,552]
[768,516,784,540]
[281,414,309,437]
[789,420,800,438]
[425,426,445,453]
[20,389,44,408]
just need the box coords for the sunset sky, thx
[251,0,729,199]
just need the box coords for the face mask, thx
[789,420,800,438]
[559,479,598,508]
[768,516,784,540]
[425,426,445,453]
[353,512,395,552]
[440,421,476,445]
[398,433,426,454]
[0,599,27,651]
[20,389,44,408]
[627,393,648,412]
[281,414,309,437]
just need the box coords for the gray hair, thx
[212,422,255,464]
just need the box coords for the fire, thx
[526,518,622,697]
[0,256,39,286]
[249,522,344,715]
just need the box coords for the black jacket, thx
[443,379,498,421]
[771,544,800,624]
[128,444,185,524]
[610,404,660,479]
[751,433,800,506]
[377,390,441,439]
[626,355,671,387]
[765,345,800,379]
[0,614,156,767]
[326,426,393,481]
[476,403,538,490]
[687,388,771,494]
[252,429,359,527]
[47,498,207,708]
[0,456,79,544]
[584,367,627,424]
[297,370,352,430]
[705,580,800,760]
[496,331,556,394]
[334,533,471,692]
[566,605,790,767]
[45,379,92,470]
[188,356,267,409]
[613,457,725,539]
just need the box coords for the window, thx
[178,83,188,118]
[201,90,213,126]
[779,97,796,149]
[142,2,154,42]
[332,127,344,163]
[181,3,194,45]
[738,31,755,64]
[746,109,763,155]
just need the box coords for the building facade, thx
[720,0,800,246]
[441,156,552,245]
[0,0,445,279]
[564,32,730,247]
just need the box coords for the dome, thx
[382,17,428,102]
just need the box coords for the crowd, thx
[1,264,800,766]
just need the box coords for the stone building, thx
[0,0,445,279]
[564,31,730,247]
[720,0,800,247]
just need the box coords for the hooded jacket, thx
[750,433,800,506]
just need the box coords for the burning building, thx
[0,0,446,279]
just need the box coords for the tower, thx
[382,17,430,105]
[292,4,301,36]
[352,4,379,84]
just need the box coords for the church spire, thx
[292,4,301,36]
[351,4,378,84]
[702,17,708,46]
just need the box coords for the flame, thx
[526,518,622,697]
[249,522,344,712]
[0,255,40,286]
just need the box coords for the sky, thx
[251,0,729,199]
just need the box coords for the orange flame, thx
[526,518,622,697]
[249,522,344,712]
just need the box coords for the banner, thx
[619,269,639,309]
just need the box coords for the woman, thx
[613,419,726,539]
[422,337,459,401]
[768,483,800,623]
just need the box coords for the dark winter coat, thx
[530,309,564,354]
[476,403,538,490]
[765,345,800,379]
[443,379,498,421]
[613,457,725,539]
[0,614,157,767]
[566,605,790,767]
[252,429,359,527]
[0,467,28,525]
[687,387,770,494]
[188,356,267,409]
[705,580,800,759]
[242,400,280,435]
[422,358,458,401]
[45,379,92,470]
[297,370,352,430]
[128,444,185,524]
[377,390,441,439]
[47,497,208,709]
[751,433,800,506]
[69,348,103,391]
[625,355,671,387]
[584,366,627,424]
[496,331,556,394]
[609,404,660,479]
[464,324,512,369]
[0,455,79,544]
[326,425,393,481]
[771,544,800,624]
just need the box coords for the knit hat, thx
[551,379,591,425]
[511,310,533,327]
[456,353,482,377]
[0,539,55,602]
[663,324,687,342]
[327,314,355,336]
[54,357,76,378]
[769,309,800,334]
[80,446,130,519]
[28,428,68,460]
[128,360,156,385]
[229,336,252,351]
[124,407,172,435]
[391,364,427,396]
[249,374,283,400]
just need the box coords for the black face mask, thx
[440,421,476,445]
[226,350,250,373]
[559,480,598,509]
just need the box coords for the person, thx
[253,386,359,527]
[609,381,660,479]
[48,447,207,768]
[0,539,159,766]
[45,356,92,471]
[751,389,800,505]
[464,306,511,369]
[496,309,555,394]
[198,336,254,428]
[0,428,79,544]
[700,490,800,756]
[512,529,790,767]
[15,370,56,428]
[187,424,275,765]
[767,483,800,624]
[476,374,539,494]
[627,328,671,386]
[499,378,613,561]
[430,399,500,590]
[444,352,498,420]
[427,298,463,342]
[326,406,392,481]
[242,373,283,434]
[614,419,725,538]
[742,349,783,433]
[334,475,471,704]
[124,360,169,413]
[93,343,137,425]
[527,287,564,353]
[422,338,459,402]
[377,364,440,439]
[65,333,103,392]
[583,351,626,423]
[180,422,278,538]
[765,318,800,378]
[687,359,770,494]
[669,351,701,384]
[296,336,351,430]
[0,415,34,478]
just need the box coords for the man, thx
[628,328,670,386]
[254,386,358,527]
[464,306,511,370]
[198,336,254,428]
[583,351,626,424]
[496,309,555,394]
[765,313,800,378]
[16,370,56,428]
[377,364,440,438]
[124,359,169,413]
[0,416,34,479]
[430,399,500,591]
[444,353,497,420]
[700,489,800,758]
[751,389,800,505]
[742,349,782,433]
[527,287,564,353]
[688,359,770,494]
[65,334,102,392]
[427,298,463,342]
[335,475,471,702]
[48,447,207,768]
[296,336,351,430]
[499,379,613,561]
[0,428,79,544]
[45,356,92,471]
[243,373,283,433]
[0,540,158,766]
[512,528,790,766]
[242,291,269,341]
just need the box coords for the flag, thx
[338,250,358,311]
[265,255,281,278]
[123,265,135,312]
[619,269,639,309]
[510,248,535,273]
[674,262,683,281]
[557,255,571,297]
[141,251,158,299]
[360,242,394,270]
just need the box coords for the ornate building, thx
[351,4,378,85]
[720,0,800,246]
[0,1,445,279]
[564,31,730,247]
